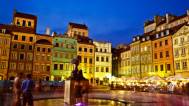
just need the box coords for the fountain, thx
[64,56,89,105]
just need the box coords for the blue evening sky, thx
[0,0,189,47]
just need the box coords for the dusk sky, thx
[0,0,189,47]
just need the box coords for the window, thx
[54,52,58,57]
[90,49,93,53]
[22,36,26,41]
[54,64,58,70]
[96,57,99,61]
[28,21,31,27]
[48,48,51,52]
[84,58,87,63]
[47,56,51,61]
[106,57,109,62]
[160,65,164,71]
[160,52,163,58]
[29,45,32,50]
[154,53,157,59]
[106,67,109,72]
[182,61,187,70]
[17,20,20,26]
[14,35,18,40]
[174,39,178,45]
[89,58,93,64]
[21,45,25,49]
[101,57,104,62]
[37,47,40,51]
[60,64,63,70]
[96,67,99,72]
[20,53,24,60]
[165,40,168,45]
[46,66,50,71]
[27,53,33,61]
[84,48,87,52]
[181,48,186,56]
[100,49,102,52]
[176,62,180,70]
[79,47,82,51]
[22,20,26,26]
[104,49,107,53]
[101,67,104,72]
[167,64,171,70]
[96,48,98,52]
[180,37,184,44]
[42,48,45,52]
[166,51,169,57]
[154,43,157,48]
[159,41,162,47]
[29,37,33,42]
[55,43,59,47]
[13,44,18,49]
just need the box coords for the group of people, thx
[13,73,34,106]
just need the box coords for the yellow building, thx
[172,24,189,77]
[66,22,88,38]
[120,47,131,78]
[77,37,95,83]
[93,41,112,85]
[130,36,141,78]
[0,29,11,80]
[140,35,153,78]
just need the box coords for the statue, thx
[70,56,86,80]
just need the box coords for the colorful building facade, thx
[51,34,77,81]
[93,41,112,84]
[0,29,11,80]
[33,34,52,80]
[173,24,189,77]
[120,47,131,77]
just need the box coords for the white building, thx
[93,41,112,85]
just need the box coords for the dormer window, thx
[166,30,169,35]
[137,36,140,40]
[156,34,159,38]
[146,36,150,40]
[142,38,145,41]
[2,29,6,33]
[161,32,164,37]
[133,38,136,42]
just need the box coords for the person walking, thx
[21,74,34,106]
[13,73,23,106]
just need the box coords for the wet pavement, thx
[2,90,189,106]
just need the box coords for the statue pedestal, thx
[64,79,89,105]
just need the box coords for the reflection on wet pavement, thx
[34,99,126,106]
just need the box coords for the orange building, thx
[152,27,180,77]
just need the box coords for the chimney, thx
[166,13,169,23]
[187,10,189,16]
[45,27,50,35]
